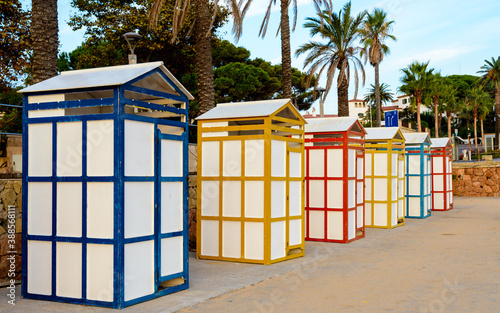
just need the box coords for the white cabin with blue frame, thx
[19,61,193,309]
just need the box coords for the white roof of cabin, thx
[19,61,194,100]
[431,138,451,148]
[403,132,431,145]
[196,99,300,120]
[305,117,366,134]
[365,127,402,140]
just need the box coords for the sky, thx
[27,0,500,114]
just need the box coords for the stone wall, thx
[0,180,22,285]
[452,161,500,197]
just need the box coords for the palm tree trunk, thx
[280,0,292,99]
[416,91,422,132]
[32,0,59,84]
[375,62,381,127]
[473,110,478,151]
[337,73,349,117]
[434,96,439,138]
[194,0,215,116]
[447,112,452,138]
[495,82,500,150]
[481,118,485,152]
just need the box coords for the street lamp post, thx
[123,32,142,64]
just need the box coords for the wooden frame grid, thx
[405,142,432,219]
[196,102,305,265]
[364,130,406,229]
[304,122,366,243]
[431,140,454,211]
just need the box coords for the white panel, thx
[348,210,355,239]
[409,198,421,217]
[245,181,264,218]
[223,140,241,177]
[87,182,114,239]
[201,220,219,256]
[374,178,387,201]
[57,122,82,177]
[28,109,65,118]
[245,140,264,177]
[162,139,183,177]
[289,219,302,246]
[271,140,286,177]
[28,94,65,103]
[365,178,372,201]
[161,236,183,276]
[409,176,420,196]
[56,242,82,298]
[327,211,343,240]
[357,205,364,228]
[399,180,404,197]
[87,244,114,302]
[222,221,241,258]
[348,180,355,208]
[309,149,324,177]
[201,121,228,137]
[124,120,154,176]
[357,157,364,179]
[432,157,443,174]
[28,123,52,176]
[308,180,324,208]
[57,182,82,237]
[391,178,397,200]
[398,199,404,218]
[374,203,388,227]
[271,181,286,218]
[433,176,443,192]
[327,149,343,177]
[289,181,302,216]
[201,141,220,176]
[244,222,263,260]
[374,153,387,176]
[223,181,241,217]
[408,155,420,175]
[124,241,154,301]
[365,203,372,226]
[201,181,219,216]
[87,120,114,177]
[391,202,397,226]
[289,152,302,178]
[447,159,452,173]
[27,240,52,295]
[365,153,372,176]
[161,182,183,233]
[28,182,52,236]
[391,153,398,176]
[124,182,154,238]
[399,159,405,178]
[357,181,363,204]
[348,150,356,177]
[271,221,286,260]
[308,211,324,239]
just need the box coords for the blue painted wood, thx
[405,142,432,219]
[23,65,190,309]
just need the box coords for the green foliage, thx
[0,88,23,133]
[212,40,250,67]
[0,0,31,89]
[364,83,394,106]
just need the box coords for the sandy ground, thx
[0,197,498,312]
[179,197,500,313]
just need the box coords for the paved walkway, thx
[1,197,499,312]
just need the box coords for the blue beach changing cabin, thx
[403,132,432,219]
[19,62,192,308]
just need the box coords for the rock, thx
[474,169,483,176]
[1,188,17,208]
[485,171,493,178]
[16,194,21,212]
[463,175,471,181]
[478,175,486,182]
[15,219,21,233]
[484,185,493,193]
[188,175,197,187]
[492,185,499,193]
[0,235,7,255]
[0,255,8,278]
[12,181,21,194]
[0,226,5,236]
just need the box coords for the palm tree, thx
[425,72,445,138]
[440,83,459,138]
[399,61,434,132]
[466,87,493,150]
[32,0,59,83]
[364,82,394,106]
[478,56,500,149]
[253,0,329,99]
[149,0,244,115]
[359,8,396,127]
[296,2,366,117]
